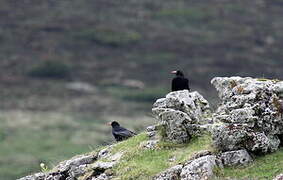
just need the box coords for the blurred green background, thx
[1,0,283,179]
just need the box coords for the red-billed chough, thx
[107,121,136,142]
[171,70,190,92]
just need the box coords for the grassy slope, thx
[75,133,283,180]
[79,133,214,180]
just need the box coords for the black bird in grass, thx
[107,121,136,142]
[171,70,190,92]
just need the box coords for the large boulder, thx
[219,149,252,167]
[211,77,283,153]
[152,90,211,143]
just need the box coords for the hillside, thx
[19,77,283,179]
[1,0,283,179]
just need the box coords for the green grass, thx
[217,148,283,179]
[84,133,283,180]
[111,134,213,179]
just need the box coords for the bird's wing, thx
[113,127,136,137]
[184,78,190,91]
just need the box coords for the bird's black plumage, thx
[171,70,190,91]
[109,121,136,142]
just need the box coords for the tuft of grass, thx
[111,133,149,154]
[216,148,283,179]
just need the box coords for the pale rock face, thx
[211,77,283,153]
[152,90,212,143]
[17,173,45,180]
[273,173,283,180]
[180,155,220,180]
[153,165,183,180]
[220,149,252,166]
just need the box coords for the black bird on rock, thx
[171,70,190,92]
[107,121,136,142]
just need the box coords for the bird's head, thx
[107,121,120,127]
[171,70,184,77]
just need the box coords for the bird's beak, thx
[171,70,177,74]
[106,122,111,126]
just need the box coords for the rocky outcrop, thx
[18,146,119,180]
[212,77,283,154]
[152,90,212,143]
[18,153,97,180]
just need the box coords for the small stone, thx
[140,140,159,149]
[98,147,111,159]
[146,125,157,132]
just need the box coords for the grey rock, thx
[211,77,283,153]
[98,147,111,159]
[212,124,249,152]
[220,149,252,166]
[152,90,211,143]
[92,161,116,170]
[68,164,88,177]
[147,131,157,138]
[92,173,112,180]
[55,154,97,172]
[189,150,213,161]
[140,140,159,149]
[212,124,280,153]
[153,165,183,180]
[146,125,159,139]
[180,155,220,180]
[19,153,97,180]
[158,109,193,143]
[273,173,283,180]
[17,173,45,180]
[108,152,123,162]
[90,162,116,180]
[146,125,157,132]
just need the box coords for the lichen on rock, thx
[211,77,283,154]
[152,90,212,143]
